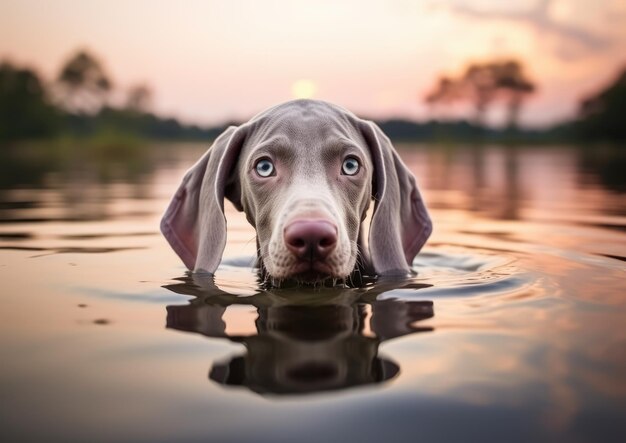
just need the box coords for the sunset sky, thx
[1,0,624,127]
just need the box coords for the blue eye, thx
[341,157,360,176]
[255,158,275,177]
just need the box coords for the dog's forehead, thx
[243,99,366,152]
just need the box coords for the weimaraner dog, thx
[161,99,432,284]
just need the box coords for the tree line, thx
[1,49,624,143]
[0,50,222,142]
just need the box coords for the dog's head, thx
[161,100,431,284]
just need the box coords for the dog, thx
[161,99,432,284]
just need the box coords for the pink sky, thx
[1,0,624,127]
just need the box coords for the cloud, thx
[442,0,613,59]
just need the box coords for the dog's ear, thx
[160,126,247,273]
[359,120,432,276]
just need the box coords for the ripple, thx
[0,232,32,240]
[598,253,626,263]
[368,247,535,302]
[387,275,531,300]
[0,245,146,255]
[158,247,533,306]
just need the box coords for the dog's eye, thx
[255,158,275,177]
[341,157,360,176]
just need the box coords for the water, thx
[0,143,624,443]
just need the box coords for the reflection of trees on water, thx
[469,145,486,213]
[502,147,521,220]
[0,143,155,223]
[1,143,624,225]
[425,145,524,220]
[469,146,522,220]
[0,148,50,190]
[164,274,434,396]
[576,146,626,194]
[425,144,625,221]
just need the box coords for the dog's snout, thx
[284,220,338,260]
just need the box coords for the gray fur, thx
[161,99,432,280]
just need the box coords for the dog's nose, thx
[284,220,337,260]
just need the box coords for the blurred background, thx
[1,0,625,145]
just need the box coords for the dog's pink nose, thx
[284,220,337,260]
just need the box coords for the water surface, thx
[0,143,624,443]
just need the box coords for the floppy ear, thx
[160,126,247,274]
[360,121,432,276]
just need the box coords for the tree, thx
[0,61,59,141]
[425,76,465,119]
[578,67,626,141]
[55,50,112,114]
[493,60,536,129]
[425,59,536,129]
[125,84,153,113]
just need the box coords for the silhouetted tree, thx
[578,67,626,141]
[463,63,496,125]
[425,76,463,106]
[425,59,536,129]
[425,76,465,121]
[0,61,59,141]
[55,50,112,114]
[125,84,153,113]
[493,61,536,129]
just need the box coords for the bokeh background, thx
[1,0,625,142]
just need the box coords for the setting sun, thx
[291,79,316,99]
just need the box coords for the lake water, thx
[0,142,624,443]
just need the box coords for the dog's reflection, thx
[164,274,434,395]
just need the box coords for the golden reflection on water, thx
[0,143,624,442]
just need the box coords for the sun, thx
[291,79,316,99]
